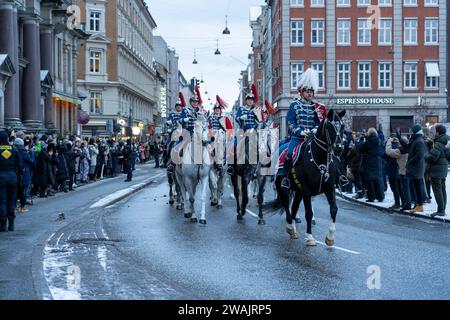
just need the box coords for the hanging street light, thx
[214,39,221,55]
[222,15,230,35]
[192,49,198,64]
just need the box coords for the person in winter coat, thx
[386,136,411,211]
[79,142,90,183]
[64,141,78,191]
[384,136,404,209]
[31,138,52,197]
[88,139,99,182]
[356,127,385,202]
[14,138,35,212]
[400,124,427,213]
[347,142,364,199]
[55,144,69,192]
[425,124,448,217]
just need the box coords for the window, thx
[358,0,370,6]
[358,19,371,45]
[90,92,103,114]
[291,20,304,45]
[425,62,440,89]
[378,0,392,6]
[311,62,325,89]
[378,19,392,45]
[291,63,304,89]
[337,19,351,45]
[403,0,417,6]
[337,0,350,6]
[425,19,439,45]
[378,62,392,89]
[358,62,371,89]
[311,20,325,45]
[290,0,304,6]
[425,0,438,6]
[311,0,324,7]
[89,11,101,32]
[89,50,102,73]
[337,63,351,89]
[404,19,418,45]
[404,62,418,89]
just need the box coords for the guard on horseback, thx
[281,68,322,189]
[163,92,185,172]
[180,85,206,135]
[227,84,260,175]
[209,95,233,165]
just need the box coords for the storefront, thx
[53,92,80,136]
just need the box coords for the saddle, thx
[278,139,308,171]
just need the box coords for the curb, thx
[336,191,450,223]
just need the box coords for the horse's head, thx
[194,113,209,144]
[321,109,346,150]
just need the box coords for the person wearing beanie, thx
[0,130,23,232]
[401,124,427,213]
[14,138,35,212]
[425,124,448,217]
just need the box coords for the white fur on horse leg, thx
[306,233,317,246]
[327,222,336,241]
[200,178,208,220]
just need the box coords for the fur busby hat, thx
[298,68,319,93]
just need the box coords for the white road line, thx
[245,209,259,218]
[48,233,56,242]
[304,238,360,255]
[101,228,109,240]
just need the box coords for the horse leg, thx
[168,175,175,205]
[189,180,198,223]
[277,179,297,239]
[303,194,316,246]
[324,188,338,246]
[217,169,224,209]
[291,191,302,224]
[209,169,218,206]
[231,173,242,219]
[257,176,266,225]
[241,176,249,217]
[199,174,208,224]
[252,177,258,199]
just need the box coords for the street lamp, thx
[214,39,221,55]
[222,15,230,35]
[192,49,198,64]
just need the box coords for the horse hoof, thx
[295,218,302,224]
[190,218,198,223]
[312,219,316,226]
[241,210,246,216]
[286,227,298,239]
[184,213,192,218]
[306,239,317,246]
[325,236,334,247]
[237,215,243,221]
[210,201,218,206]
[177,205,183,211]
[199,219,207,225]
[258,219,266,225]
[169,200,174,205]
[217,204,223,209]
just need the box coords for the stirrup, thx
[281,177,291,189]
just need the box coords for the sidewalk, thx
[337,178,450,223]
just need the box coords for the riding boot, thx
[227,165,234,175]
[281,158,292,189]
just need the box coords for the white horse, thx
[168,125,184,210]
[174,114,212,224]
[209,129,228,209]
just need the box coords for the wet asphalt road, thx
[100,177,450,300]
[1,167,450,300]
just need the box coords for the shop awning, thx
[425,62,440,77]
[53,92,81,105]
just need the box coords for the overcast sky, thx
[146,0,265,111]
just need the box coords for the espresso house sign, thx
[336,97,395,105]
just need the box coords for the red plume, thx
[195,85,203,105]
[179,92,186,108]
[265,100,276,115]
[216,95,229,109]
[251,84,258,104]
[314,102,328,118]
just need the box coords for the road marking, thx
[304,238,360,255]
[245,209,259,218]
[90,173,164,208]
